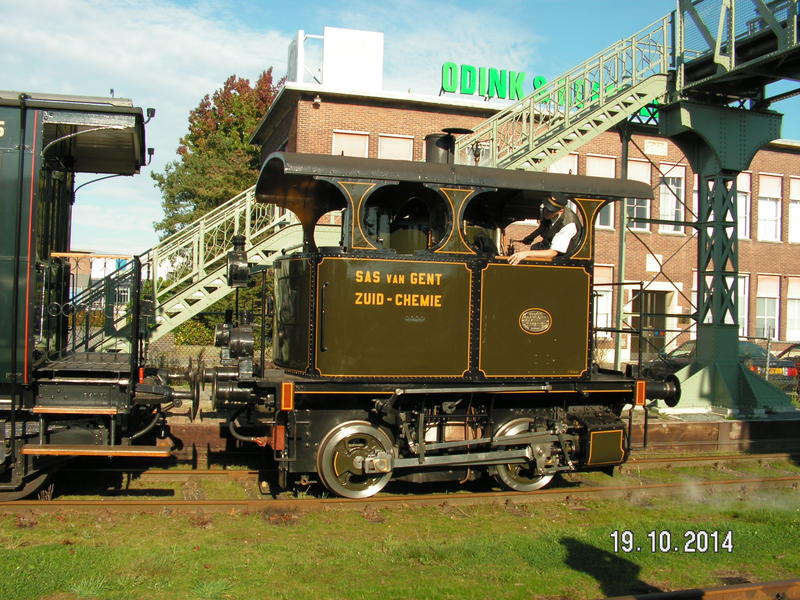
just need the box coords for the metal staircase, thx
[66,186,339,350]
[455,14,673,171]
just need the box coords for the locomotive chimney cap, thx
[441,127,473,136]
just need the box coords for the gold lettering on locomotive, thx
[410,272,443,286]
[355,270,381,283]
[353,268,445,308]
[354,292,386,305]
[395,293,442,307]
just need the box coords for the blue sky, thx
[3,0,797,254]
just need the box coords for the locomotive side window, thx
[361,183,449,253]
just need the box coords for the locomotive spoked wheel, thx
[489,418,554,492]
[189,373,201,422]
[316,421,394,499]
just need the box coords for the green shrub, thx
[174,319,214,345]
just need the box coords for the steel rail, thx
[1,474,797,514]
[59,451,800,480]
[605,578,800,600]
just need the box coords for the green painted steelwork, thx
[659,100,792,414]
[454,14,672,170]
[456,0,800,172]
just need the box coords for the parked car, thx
[777,343,800,393]
[641,340,798,392]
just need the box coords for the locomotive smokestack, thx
[425,127,473,164]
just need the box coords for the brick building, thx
[251,27,800,363]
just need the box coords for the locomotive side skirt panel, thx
[315,257,471,377]
[479,263,590,378]
[586,429,626,466]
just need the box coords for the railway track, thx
[1,473,797,514]
[605,578,800,600]
[59,450,800,480]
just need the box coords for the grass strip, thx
[0,487,798,599]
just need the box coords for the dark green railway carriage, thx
[210,151,678,498]
[0,93,171,500]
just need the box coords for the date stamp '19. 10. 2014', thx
[610,530,734,554]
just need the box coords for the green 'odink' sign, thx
[440,62,659,120]
[440,62,541,101]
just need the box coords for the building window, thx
[593,265,614,338]
[790,201,800,244]
[787,277,800,341]
[737,172,751,239]
[659,165,685,234]
[627,160,651,232]
[332,131,369,157]
[756,275,780,339]
[587,156,615,229]
[757,174,782,241]
[758,197,781,241]
[547,153,578,175]
[790,178,800,244]
[378,134,413,160]
[597,205,613,228]
[738,274,749,337]
[627,198,649,231]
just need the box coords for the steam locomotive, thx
[0,92,678,500]
[204,140,679,498]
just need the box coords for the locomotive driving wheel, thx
[316,421,394,499]
[489,418,554,492]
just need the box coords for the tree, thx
[152,69,283,236]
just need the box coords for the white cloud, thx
[1,0,291,254]
[312,0,541,95]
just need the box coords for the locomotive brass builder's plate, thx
[519,308,551,334]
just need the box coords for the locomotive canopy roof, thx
[0,91,146,175]
[255,152,654,221]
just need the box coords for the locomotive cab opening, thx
[461,189,587,259]
[362,184,448,254]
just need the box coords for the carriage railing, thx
[47,256,148,356]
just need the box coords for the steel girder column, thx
[659,100,792,415]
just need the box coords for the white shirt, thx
[549,221,578,254]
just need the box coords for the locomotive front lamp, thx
[226,235,250,288]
